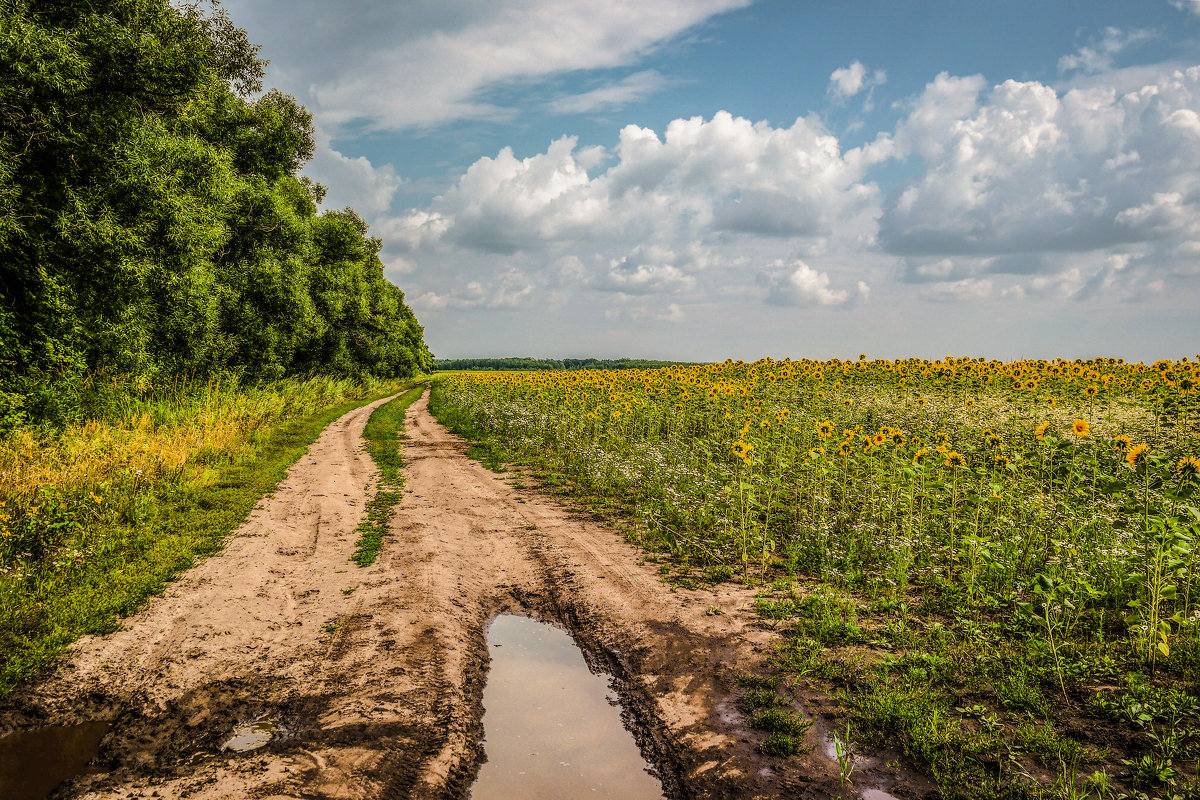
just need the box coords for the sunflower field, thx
[431,355,1200,799]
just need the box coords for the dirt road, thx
[1,388,860,799]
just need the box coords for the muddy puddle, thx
[221,717,279,752]
[471,614,664,800]
[0,721,110,800]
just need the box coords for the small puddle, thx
[221,717,278,752]
[862,790,901,800]
[0,721,111,800]
[471,614,664,800]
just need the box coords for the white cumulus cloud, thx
[880,66,1200,261]
[828,60,886,100]
[762,260,861,307]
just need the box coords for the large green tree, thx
[0,0,431,426]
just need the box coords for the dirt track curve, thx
[1,387,863,799]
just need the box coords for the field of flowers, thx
[431,356,1200,799]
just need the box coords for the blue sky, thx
[221,0,1200,361]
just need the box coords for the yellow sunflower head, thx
[1175,456,1200,480]
[1072,419,1090,437]
[1125,443,1150,466]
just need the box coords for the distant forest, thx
[435,358,696,372]
[0,1,432,428]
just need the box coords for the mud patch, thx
[0,720,111,800]
[472,613,664,799]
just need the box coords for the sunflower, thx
[1125,443,1149,466]
[843,399,852,408]
[1176,456,1200,480]
[1035,422,1050,441]
[1113,434,1132,451]
[1045,397,1057,407]
[934,432,949,445]
[891,432,906,446]
[1084,385,1099,397]
[916,397,927,406]
[944,451,967,468]
[809,446,825,457]
[817,421,834,438]
[964,398,975,408]
[994,455,1010,468]
[913,447,929,463]
[731,440,754,463]
[1072,419,1090,437]
[873,432,887,446]
[838,441,853,456]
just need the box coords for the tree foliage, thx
[0,0,432,427]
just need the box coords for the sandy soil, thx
[0,387,891,799]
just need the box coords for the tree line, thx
[435,358,695,372]
[0,0,432,428]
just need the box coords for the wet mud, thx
[0,388,898,799]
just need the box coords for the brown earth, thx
[0,387,905,799]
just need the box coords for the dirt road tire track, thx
[1,387,857,799]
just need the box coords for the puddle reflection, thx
[471,614,664,800]
[0,721,110,800]
[221,718,278,752]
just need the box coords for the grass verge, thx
[352,384,426,566]
[0,377,420,695]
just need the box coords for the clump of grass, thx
[0,374,418,694]
[759,731,805,757]
[352,385,425,566]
